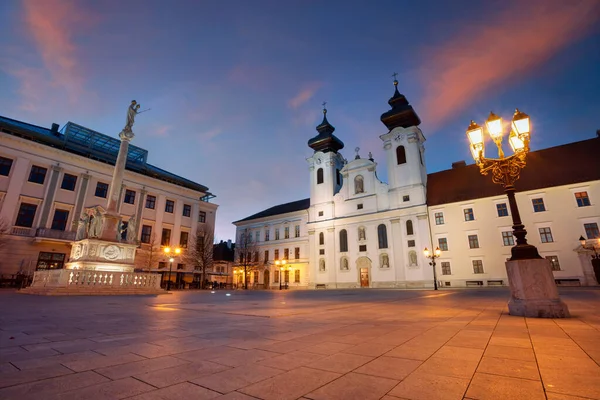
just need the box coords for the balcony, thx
[35,228,76,242]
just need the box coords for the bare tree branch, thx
[234,228,259,289]
[135,232,160,272]
[186,225,214,289]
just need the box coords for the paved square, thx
[1,288,599,399]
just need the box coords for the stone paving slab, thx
[0,288,599,399]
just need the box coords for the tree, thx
[235,228,258,289]
[135,232,160,272]
[186,225,214,289]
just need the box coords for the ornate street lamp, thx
[579,236,600,283]
[163,247,181,291]
[275,259,286,290]
[424,247,441,290]
[466,110,569,318]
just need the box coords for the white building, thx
[233,82,600,289]
[0,116,217,287]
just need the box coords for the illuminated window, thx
[496,203,509,217]
[575,192,590,207]
[434,212,444,225]
[584,223,599,239]
[468,235,479,249]
[545,256,561,271]
[532,198,546,212]
[539,227,553,243]
[464,208,474,221]
[441,262,451,275]
[502,231,514,246]
[472,260,484,274]
[438,238,448,251]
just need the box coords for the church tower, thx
[379,79,427,208]
[306,107,345,221]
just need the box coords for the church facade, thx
[233,82,600,289]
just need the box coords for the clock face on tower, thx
[394,133,406,142]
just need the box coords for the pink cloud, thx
[418,0,600,130]
[288,82,322,109]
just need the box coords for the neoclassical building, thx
[233,82,600,289]
[0,115,217,287]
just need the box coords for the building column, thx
[416,213,432,283]
[38,164,63,228]
[0,157,31,224]
[70,173,91,231]
[133,188,147,240]
[307,230,316,287]
[390,218,404,283]
[326,227,336,286]
[173,199,184,248]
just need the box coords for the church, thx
[233,81,600,289]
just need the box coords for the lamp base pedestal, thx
[505,258,570,318]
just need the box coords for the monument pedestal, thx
[505,258,570,318]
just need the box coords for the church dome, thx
[380,79,421,130]
[308,108,345,153]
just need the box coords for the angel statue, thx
[126,214,137,243]
[76,213,90,240]
[88,208,104,238]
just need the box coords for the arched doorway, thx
[356,256,371,288]
[264,269,270,288]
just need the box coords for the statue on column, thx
[76,213,90,240]
[126,214,137,243]
[124,100,141,133]
[88,208,104,238]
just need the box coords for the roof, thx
[0,115,213,196]
[234,198,310,224]
[427,136,600,206]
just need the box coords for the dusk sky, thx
[1,0,599,241]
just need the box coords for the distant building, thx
[211,240,235,286]
[0,115,218,287]
[233,84,600,289]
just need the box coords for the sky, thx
[1,0,599,242]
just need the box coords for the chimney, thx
[50,123,60,136]
[452,160,466,169]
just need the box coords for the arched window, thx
[396,146,406,165]
[339,229,348,252]
[378,224,388,249]
[406,220,414,235]
[317,168,324,184]
[354,175,364,194]
[319,232,324,245]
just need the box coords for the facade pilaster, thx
[38,164,62,228]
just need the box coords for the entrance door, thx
[360,268,369,287]
[264,270,270,288]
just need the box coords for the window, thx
[539,227,554,243]
[275,228,280,240]
[496,203,509,217]
[284,226,289,239]
[124,189,136,204]
[295,269,300,283]
[284,270,290,283]
[319,232,324,245]
[274,249,279,260]
[274,270,280,283]
[28,165,47,184]
[60,174,77,191]
[141,225,152,243]
[396,146,406,165]
[318,211,324,217]
[468,234,480,249]
[295,225,300,238]
[403,195,410,202]
[441,262,451,275]
[472,260,484,274]
[198,211,206,223]
[254,252,259,263]
[357,204,363,210]
[95,182,109,198]
[265,229,270,241]
[532,198,546,212]
[183,204,191,217]
[284,248,289,260]
[406,220,414,235]
[575,192,591,207]
[336,169,341,185]
[502,231,515,246]
[0,156,13,176]
[254,271,259,284]
[339,229,348,252]
[51,209,69,231]
[584,223,599,239]
[354,175,364,194]
[359,244,367,252]
[158,261,166,269]
[319,249,325,255]
[161,228,171,246]
[438,238,448,251]
[407,240,415,247]
[546,256,561,271]
[120,221,128,240]
[295,247,300,260]
[378,224,388,249]
[255,231,260,242]
[165,200,174,213]
[36,252,66,271]
[145,195,156,209]
[15,203,37,227]
[464,208,474,221]
[179,231,189,248]
[264,250,269,264]
[434,212,444,225]
[317,168,324,184]
[177,263,184,270]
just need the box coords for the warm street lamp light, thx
[466,110,569,318]
[163,247,181,291]
[424,247,442,290]
[275,259,287,290]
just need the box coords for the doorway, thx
[264,269,270,288]
[360,268,369,287]
[356,256,371,288]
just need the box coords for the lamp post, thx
[163,247,181,291]
[424,247,441,290]
[579,236,600,283]
[275,259,286,290]
[466,110,569,318]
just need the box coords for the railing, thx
[36,228,76,241]
[30,269,162,290]
[11,227,34,236]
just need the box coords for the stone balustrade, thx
[30,269,162,291]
